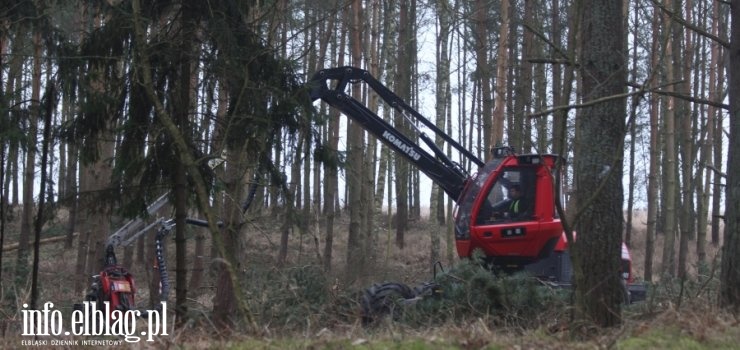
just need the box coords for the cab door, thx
[469,161,561,267]
[469,166,539,265]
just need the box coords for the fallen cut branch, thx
[2,232,78,252]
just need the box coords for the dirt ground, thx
[0,206,734,349]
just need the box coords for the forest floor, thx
[1,207,739,349]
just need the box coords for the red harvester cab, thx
[454,150,563,270]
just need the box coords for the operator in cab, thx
[490,184,529,220]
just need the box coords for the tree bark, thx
[624,1,637,248]
[374,2,396,214]
[431,0,452,265]
[16,28,42,284]
[698,0,721,271]
[31,44,54,310]
[660,0,679,279]
[513,0,534,153]
[2,25,23,211]
[711,4,728,246]
[677,0,694,281]
[571,0,626,330]
[492,0,509,149]
[473,0,493,159]
[719,0,740,313]
[345,0,366,279]
[323,14,344,271]
[394,0,411,249]
[644,7,662,283]
[172,2,198,325]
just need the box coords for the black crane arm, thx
[309,66,484,201]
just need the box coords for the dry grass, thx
[0,207,737,349]
[626,209,723,281]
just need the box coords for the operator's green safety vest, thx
[510,199,520,214]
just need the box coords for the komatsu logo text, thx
[382,131,421,161]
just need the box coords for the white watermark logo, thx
[21,301,168,343]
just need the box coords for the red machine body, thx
[452,151,636,287]
[99,265,136,311]
[310,66,645,300]
[453,152,563,268]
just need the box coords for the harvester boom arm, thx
[309,66,483,200]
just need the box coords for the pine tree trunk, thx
[4,25,23,208]
[624,1,638,248]
[190,51,212,295]
[279,136,301,265]
[677,0,694,281]
[571,0,626,330]
[394,0,412,249]
[373,4,396,213]
[552,0,580,221]
[551,0,563,156]
[172,3,198,325]
[491,0,509,149]
[698,1,721,271]
[0,33,10,283]
[711,4,728,246]
[661,0,679,278]
[31,59,55,310]
[363,0,383,268]
[346,0,366,279]
[74,230,90,294]
[473,0,493,158]
[644,6,664,284]
[512,0,533,153]
[445,13,458,261]
[16,29,42,284]
[430,0,452,265]
[303,127,311,236]
[322,16,344,271]
[58,109,67,201]
[719,0,739,313]
[533,31,548,152]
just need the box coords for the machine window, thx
[476,168,536,224]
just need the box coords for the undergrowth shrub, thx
[244,264,324,328]
[638,274,721,313]
[240,264,358,330]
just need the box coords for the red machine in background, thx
[73,194,220,322]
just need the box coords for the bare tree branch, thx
[526,57,576,66]
[706,164,727,178]
[523,22,573,63]
[627,81,730,109]
[528,90,641,118]
[529,79,728,118]
[649,0,730,48]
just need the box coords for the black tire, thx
[360,282,415,325]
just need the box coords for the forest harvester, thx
[72,192,220,323]
[75,66,645,326]
[308,66,646,321]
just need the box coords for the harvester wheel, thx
[360,282,415,324]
